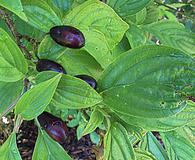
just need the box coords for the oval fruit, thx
[36,59,66,74]
[50,25,85,49]
[38,112,68,144]
[75,75,97,89]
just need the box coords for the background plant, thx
[0,0,194,159]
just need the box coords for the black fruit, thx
[38,112,68,144]
[50,25,85,49]
[75,75,97,89]
[36,59,66,74]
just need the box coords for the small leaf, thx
[0,132,22,160]
[0,0,27,21]
[82,109,104,136]
[0,28,28,82]
[107,0,152,18]
[0,80,23,116]
[126,24,147,48]
[140,132,169,160]
[22,0,62,32]
[135,149,156,160]
[90,132,100,145]
[143,20,195,56]
[32,130,72,160]
[160,130,195,160]
[104,122,135,160]
[15,74,62,120]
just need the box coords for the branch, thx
[154,0,194,20]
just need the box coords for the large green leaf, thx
[64,0,128,68]
[15,74,62,120]
[143,21,195,56]
[35,72,102,109]
[0,0,27,21]
[32,130,72,160]
[104,122,135,160]
[100,45,194,118]
[107,0,152,18]
[82,108,104,136]
[99,45,195,90]
[116,101,195,131]
[140,132,169,160]
[160,130,195,160]
[102,82,186,118]
[0,80,23,116]
[0,28,28,82]
[22,0,62,32]
[0,133,22,160]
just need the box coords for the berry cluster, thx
[37,26,97,144]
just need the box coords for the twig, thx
[154,0,194,20]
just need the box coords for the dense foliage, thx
[0,0,194,159]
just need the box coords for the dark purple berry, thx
[38,112,68,144]
[75,75,97,89]
[36,59,66,74]
[50,25,85,49]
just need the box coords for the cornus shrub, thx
[0,0,194,160]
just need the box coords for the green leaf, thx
[38,35,65,60]
[0,28,28,82]
[135,149,156,160]
[32,130,72,160]
[104,122,135,160]
[140,132,169,160]
[90,132,100,145]
[126,24,147,48]
[107,0,152,18]
[64,0,128,68]
[100,45,194,118]
[117,101,195,131]
[82,109,104,136]
[143,20,195,56]
[174,125,195,147]
[102,82,187,118]
[99,45,195,90]
[38,36,103,79]
[0,132,22,160]
[0,0,27,21]
[143,3,160,24]
[15,74,62,120]
[35,72,102,109]
[46,0,74,17]
[160,130,195,160]
[0,80,23,116]
[22,0,62,32]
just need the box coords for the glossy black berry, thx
[36,59,66,74]
[75,75,97,89]
[38,112,68,144]
[50,25,85,49]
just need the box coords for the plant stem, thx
[0,8,38,60]
[14,115,23,133]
